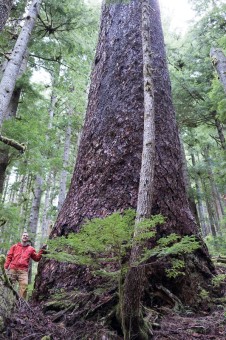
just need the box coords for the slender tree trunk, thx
[21,173,33,226]
[191,153,207,236]
[0,0,42,128]
[41,172,52,240]
[210,48,226,94]
[0,86,22,194]
[216,189,225,218]
[29,175,43,238]
[18,174,28,212]
[0,147,10,194]
[180,136,200,224]
[1,172,9,202]
[201,177,217,237]
[58,109,72,212]
[211,111,226,150]
[203,147,222,233]
[122,1,155,338]
[0,0,13,32]
[48,91,57,129]
[29,174,43,236]
[28,174,42,283]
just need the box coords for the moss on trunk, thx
[0,255,17,332]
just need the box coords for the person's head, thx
[21,232,29,244]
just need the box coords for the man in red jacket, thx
[4,231,46,299]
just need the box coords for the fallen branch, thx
[0,135,26,153]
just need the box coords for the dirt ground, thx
[1,265,226,340]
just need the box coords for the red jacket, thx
[4,243,43,271]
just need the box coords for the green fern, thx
[165,259,185,278]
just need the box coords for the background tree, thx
[0,0,42,127]
[0,0,99,254]
[165,0,226,249]
[0,0,13,32]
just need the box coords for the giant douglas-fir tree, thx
[35,0,215,337]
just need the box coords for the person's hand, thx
[40,244,48,254]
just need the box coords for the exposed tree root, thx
[155,285,184,311]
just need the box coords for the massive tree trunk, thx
[0,0,42,128]
[49,0,199,239]
[0,0,13,32]
[35,0,215,336]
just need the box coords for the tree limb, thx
[0,135,26,153]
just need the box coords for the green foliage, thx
[134,215,165,242]
[142,234,200,263]
[163,0,226,248]
[157,235,201,257]
[47,211,201,283]
[48,209,137,270]
[212,274,226,288]
[0,202,23,253]
[0,0,100,236]
[199,288,210,301]
[165,259,185,279]
[205,231,226,257]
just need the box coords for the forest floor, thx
[1,301,225,340]
[1,266,226,340]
